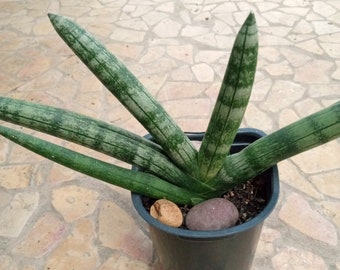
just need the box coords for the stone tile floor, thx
[0,0,339,269]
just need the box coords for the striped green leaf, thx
[0,96,214,194]
[216,101,340,192]
[0,125,206,205]
[198,12,258,181]
[48,13,198,175]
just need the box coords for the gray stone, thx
[186,198,239,231]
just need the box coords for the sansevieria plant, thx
[0,13,339,207]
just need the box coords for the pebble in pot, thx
[150,199,183,228]
[185,198,239,231]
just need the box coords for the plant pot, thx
[131,128,280,270]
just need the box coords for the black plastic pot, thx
[132,128,279,270]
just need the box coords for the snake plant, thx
[0,13,339,206]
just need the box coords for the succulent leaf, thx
[0,124,206,205]
[0,96,215,193]
[217,101,340,192]
[198,12,258,181]
[48,13,198,175]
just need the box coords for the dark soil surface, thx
[222,176,267,225]
[142,174,268,229]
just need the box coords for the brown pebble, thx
[150,199,183,228]
[185,198,239,231]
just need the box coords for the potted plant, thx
[0,12,339,270]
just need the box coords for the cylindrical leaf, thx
[0,96,213,193]
[48,13,198,175]
[0,125,207,205]
[198,13,258,181]
[217,102,340,192]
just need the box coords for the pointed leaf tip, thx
[47,13,62,24]
[245,12,256,25]
[47,13,55,20]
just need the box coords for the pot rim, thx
[131,128,280,239]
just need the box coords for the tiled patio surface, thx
[0,0,339,269]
